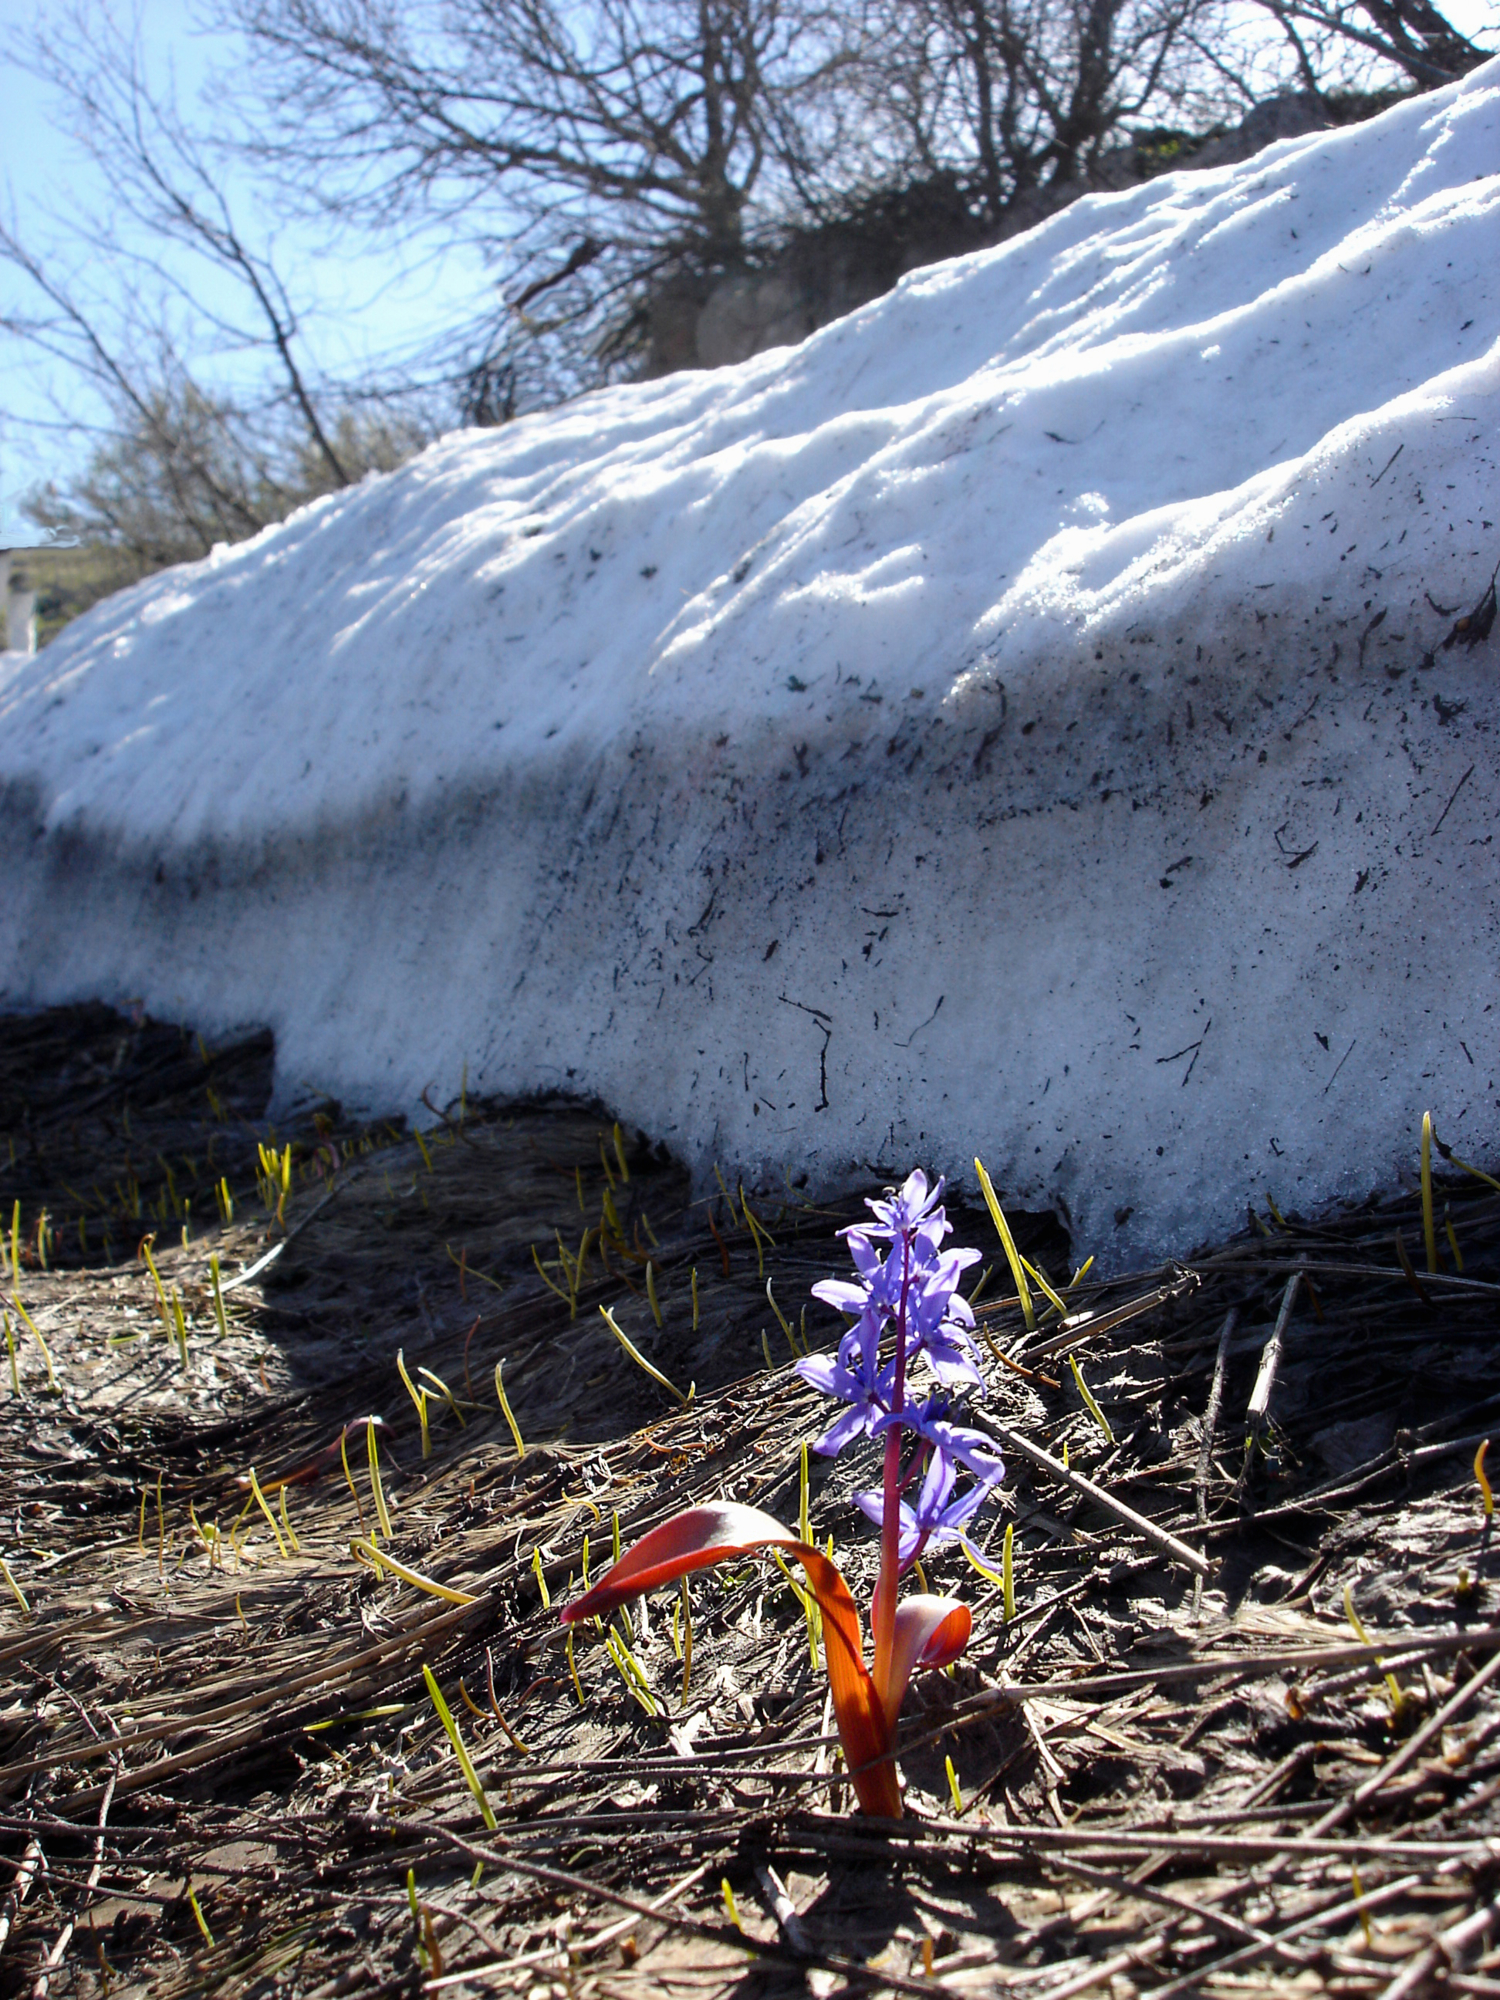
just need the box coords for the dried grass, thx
[1,1003,1498,1998]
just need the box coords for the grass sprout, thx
[1343,1582,1405,1722]
[494,1359,526,1457]
[945,1755,963,1814]
[367,1419,394,1540]
[1421,1111,1438,1273]
[209,1252,230,1339]
[417,1365,466,1427]
[1003,1521,1016,1620]
[604,1626,656,1714]
[531,1547,551,1609]
[1068,1353,1116,1446]
[599,1304,693,1406]
[352,1539,476,1605]
[187,1886,215,1948]
[1477,1439,1494,1519]
[422,1664,498,1831]
[396,1349,430,1457]
[680,1576,693,1701]
[975,1156,1035,1333]
[247,1467,290,1559]
[645,1259,663,1328]
[0,1553,30,1614]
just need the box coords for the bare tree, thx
[218,0,868,383]
[0,6,434,621]
[1249,0,1492,90]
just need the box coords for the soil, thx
[1,1002,1498,1999]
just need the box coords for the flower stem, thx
[874,1229,913,1714]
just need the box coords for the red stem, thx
[873,1227,913,1703]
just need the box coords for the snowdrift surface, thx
[4,70,1499,1264]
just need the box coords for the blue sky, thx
[0,0,490,541]
[1,0,1495,544]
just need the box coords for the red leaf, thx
[559,1503,902,1816]
[880,1595,972,1730]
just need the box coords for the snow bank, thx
[3,68,1499,1264]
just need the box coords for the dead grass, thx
[2,1003,1499,1999]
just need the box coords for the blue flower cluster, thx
[797,1169,1005,1571]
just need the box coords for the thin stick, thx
[1381,1892,1500,2000]
[1248,1272,1300,1430]
[1309,1643,1500,1836]
[986,1421,1209,1577]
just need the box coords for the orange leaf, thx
[881,1595,972,1730]
[560,1503,901,1815]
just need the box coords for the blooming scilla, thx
[562,1170,1002,1817]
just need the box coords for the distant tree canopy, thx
[1,0,1493,634]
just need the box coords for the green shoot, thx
[531,1547,551,1609]
[974,1157,1034,1333]
[3,1309,17,1395]
[396,1349,431,1457]
[722,1879,743,1932]
[761,1328,775,1373]
[1477,1439,1493,1519]
[566,1629,585,1706]
[713,1163,739,1228]
[247,1467,290,1559]
[495,1359,526,1457]
[423,1664,498,1830]
[612,1508,622,1564]
[605,1626,656,1713]
[413,1127,434,1175]
[680,1575,693,1702]
[187,1886,215,1948]
[766,1278,797,1356]
[354,1539,477,1605]
[1003,1521,1016,1622]
[1020,1253,1069,1319]
[171,1288,190,1370]
[945,1755,963,1815]
[1421,1111,1437,1273]
[418,1364,466,1427]
[1068,1353,1115,1446]
[367,1419,394,1539]
[0,1554,30,1614]
[531,1242,573,1310]
[646,1260,663,1329]
[1343,1582,1405,1722]
[599,1304,693,1406]
[612,1122,630,1182]
[209,1252,230,1340]
[278,1483,300,1554]
[742,1192,767,1279]
[1445,1207,1465,1272]
[140,1233,171,1336]
[12,1298,58,1392]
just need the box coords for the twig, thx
[1381,1890,1500,2000]
[30,1765,116,2000]
[1309,1644,1500,1836]
[411,1821,972,1999]
[1194,1306,1237,1614]
[986,1422,1210,1576]
[1248,1272,1300,1431]
[0,1834,44,1957]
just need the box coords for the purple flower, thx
[795,1306,894,1454]
[856,1169,948,1243]
[853,1447,991,1567]
[890,1399,1006,1488]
